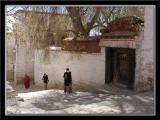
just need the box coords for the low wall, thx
[34,48,105,91]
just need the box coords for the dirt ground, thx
[10,82,44,93]
[6,83,155,115]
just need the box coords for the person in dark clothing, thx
[42,73,49,90]
[63,68,72,94]
[68,71,72,93]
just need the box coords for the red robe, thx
[24,74,30,89]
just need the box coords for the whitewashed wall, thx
[6,32,16,82]
[34,48,105,91]
[15,44,34,83]
[135,6,155,91]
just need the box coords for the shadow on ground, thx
[30,87,154,114]
[11,82,154,114]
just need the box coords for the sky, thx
[6,6,17,32]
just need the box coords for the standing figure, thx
[23,73,30,89]
[68,69,72,93]
[42,73,49,90]
[63,68,72,94]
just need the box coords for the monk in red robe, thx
[24,74,30,89]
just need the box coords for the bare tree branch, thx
[101,7,116,24]
[6,6,17,16]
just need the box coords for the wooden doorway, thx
[105,48,135,89]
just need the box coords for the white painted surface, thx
[6,32,16,81]
[34,48,105,88]
[15,44,34,83]
[135,6,155,91]
[142,6,154,66]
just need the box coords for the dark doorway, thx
[105,48,135,89]
[105,48,114,84]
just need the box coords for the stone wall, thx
[135,6,155,91]
[34,48,105,91]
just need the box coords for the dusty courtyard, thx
[6,82,155,115]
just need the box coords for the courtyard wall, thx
[34,48,105,91]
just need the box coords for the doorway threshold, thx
[114,82,128,89]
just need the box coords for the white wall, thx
[15,44,34,83]
[34,48,105,91]
[142,6,154,73]
[6,32,15,82]
[135,6,155,91]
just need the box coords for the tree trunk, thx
[66,7,87,36]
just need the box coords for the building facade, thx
[34,7,154,92]
[7,7,155,92]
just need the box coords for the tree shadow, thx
[31,89,154,114]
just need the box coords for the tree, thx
[12,6,72,49]
[66,6,144,38]
[6,6,144,48]
[66,7,102,37]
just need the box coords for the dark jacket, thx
[68,72,72,84]
[43,74,48,83]
[63,72,72,86]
